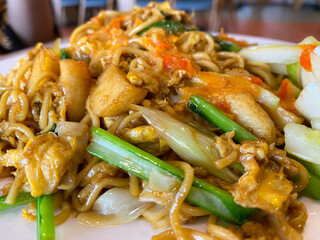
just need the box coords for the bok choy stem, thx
[87,127,256,225]
[36,195,55,240]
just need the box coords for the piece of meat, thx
[28,46,60,92]
[24,133,77,196]
[59,59,91,121]
[225,93,276,144]
[2,133,77,197]
[89,64,148,117]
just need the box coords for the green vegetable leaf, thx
[213,37,241,52]
[35,123,57,136]
[60,49,72,60]
[137,21,196,36]
[48,123,57,133]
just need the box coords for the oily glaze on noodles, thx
[0,2,311,240]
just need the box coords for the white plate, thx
[0,35,319,240]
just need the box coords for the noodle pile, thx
[0,2,311,240]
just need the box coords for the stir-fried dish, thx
[1,2,320,239]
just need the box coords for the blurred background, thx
[0,0,319,54]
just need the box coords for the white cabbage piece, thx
[240,44,302,64]
[148,170,180,193]
[301,67,316,88]
[310,49,320,81]
[295,81,320,121]
[311,119,320,130]
[285,123,320,165]
[77,188,152,227]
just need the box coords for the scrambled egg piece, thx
[232,140,293,212]
[122,126,170,156]
[122,126,160,144]
[2,133,77,197]
[234,167,293,212]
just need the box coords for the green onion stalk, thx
[88,127,256,225]
[188,94,320,200]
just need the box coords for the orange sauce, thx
[163,55,195,77]
[109,16,125,29]
[179,72,261,116]
[277,78,296,113]
[299,44,317,72]
[141,32,175,54]
[141,32,196,77]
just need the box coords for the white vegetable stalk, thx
[77,188,152,227]
[300,50,320,88]
[311,119,320,130]
[285,123,320,165]
[241,37,320,90]
[310,50,320,81]
[295,81,320,121]
[298,36,320,46]
[287,62,302,88]
[148,170,180,192]
[141,170,181,207]
[240,44,302,64]
[140,171,179,206]
[269,63,287,75]
[271,62,303,90]
[301,67,316,88]
[133,105,238,182]
[314,46,320,56]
